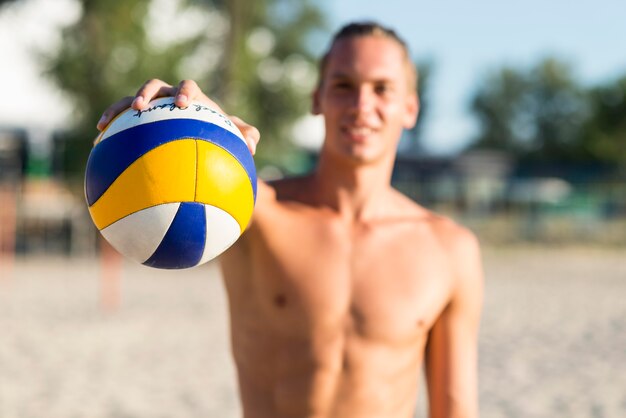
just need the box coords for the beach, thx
[0,247,624,418]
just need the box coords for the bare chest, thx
[229,215,455,343]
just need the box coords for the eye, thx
[374,83,390,95]
[331,80,352,90]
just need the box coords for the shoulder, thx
[389,190,479,252]
[389,186,480,261]
[255,175,314,206]
[270,175,317,203]
[392,192,482,287]
[431,215,481,262]
[428,215,483,309]
[249,175,316,231]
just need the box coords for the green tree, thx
[201,0,326,172]
[46,0,206,175]
[469,58,590,162]
[581,74,626,165]
[44,0,326,176]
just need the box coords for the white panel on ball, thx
[101,203,180,263]
[98,97,246,144]
[198,205,243,265]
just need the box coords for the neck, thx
[311,151,395,222]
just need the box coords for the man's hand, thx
[96,79,260,155]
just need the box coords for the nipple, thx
[273,293,288,308]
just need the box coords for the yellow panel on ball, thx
[89,139,197,230]
[195,140,254,232]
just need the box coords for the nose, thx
[348,86,374,115]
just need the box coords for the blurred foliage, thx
[469,58,591,162]
[469,58,626,167]
[45,0,208,175]
[41,0,327,177]
[198,0,327,172]
[10,0,624,176]
[581,75,626,164]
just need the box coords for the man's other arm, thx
[425,226,484,418]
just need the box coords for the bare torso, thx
[220,176,462,418]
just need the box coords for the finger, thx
[174,81,226,114]
[230,116,260,155]
[97,96,134,131]
[133,79,175,110]
[174,79,202,108]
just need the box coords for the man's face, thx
[313,35,419,165]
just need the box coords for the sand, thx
[0,247,625,418]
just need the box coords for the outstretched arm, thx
[425,228,484,418]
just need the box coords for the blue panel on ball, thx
[143,202,207,269]
[85,119,257,206]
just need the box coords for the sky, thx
[1,0,625,155]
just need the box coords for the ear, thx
[312,87,322,115]
[403,93,420,129]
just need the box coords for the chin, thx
[336,148,389,166]
[323,136,393,166]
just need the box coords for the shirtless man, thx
[99,22,483,418]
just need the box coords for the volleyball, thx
[85,97,257,269]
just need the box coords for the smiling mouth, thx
[343,126,375,142]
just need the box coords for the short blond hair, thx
[317,21,418,92]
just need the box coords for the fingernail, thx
[97,115,107,128]
[132,96,144,107]
[176,94,188,104]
